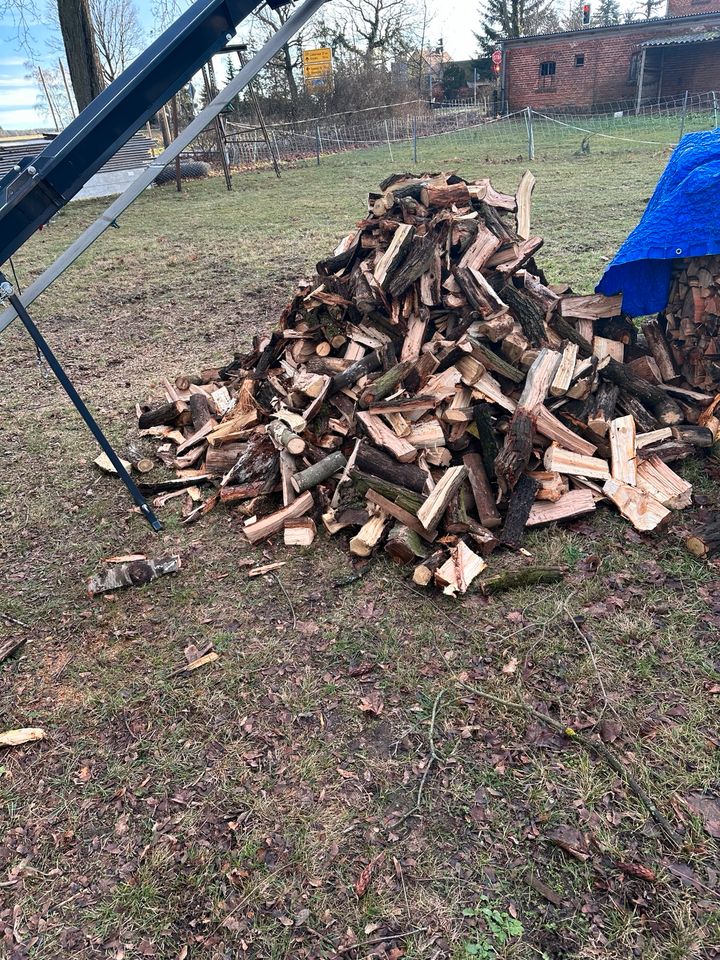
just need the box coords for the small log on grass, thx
[686,521,720,559]
[476,565,565,595]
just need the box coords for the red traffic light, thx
[582,3,591,22]
[492,60,501,74]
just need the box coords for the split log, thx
[636,456,692,509]
[501,283,547,347]
[602,479,670,531]
[244,491,314,544]
[284,518,317,546]
[544,445,611,481]
[356,411,417,463]
[515,170,536,240]
[463,452,502,529]
[349,511,388,556]
[291,451,347,493]
[600,358,683,425]
[434,540,487,595]
[421,181,471,208]
[550,343,579,397]
[609,415,637,486]
[205,443,244,476]
[417,465,468,531]
[501,474,540,547]
[526,489,596,525]
[587,382,620,437]
[641,320,677,382]
[387,236,437,299]
[374,223,415,288]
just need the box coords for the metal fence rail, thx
[211,89,719,171]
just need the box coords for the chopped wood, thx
[434,540,487,596]
[132,171,711,592]
[544,445,611,481]
[417,465,468,531]
[609,415,637,486]
[349,510,388,557]
[244,491,313,544]
[284,518,317,546]
[602,479,670,531]
[636,456,692,509]
[526,489,597,525]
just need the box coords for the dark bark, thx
[500,474,540,547]
[477,565,565,595]
[355,442,427,493]
[57,0,105,110]
[329,350,381,396]
[138,401,180,429]
[502,282,547,346]
[601,358,683,424]
[494,409,534,495]
[473,403,500,479]
[350,469,425,514]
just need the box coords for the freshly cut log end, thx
[602,479,670,532]
[686,522,720,559]
[284,518,317,546]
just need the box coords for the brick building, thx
[500,0,720,112]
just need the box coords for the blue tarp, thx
[596,129,720,317]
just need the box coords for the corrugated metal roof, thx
[0,133,153,179]
[642,28,720,45]
[501,9,720,44]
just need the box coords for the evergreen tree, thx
[475,0,559,51]
[596,0,621,25]
[636,0,664,16]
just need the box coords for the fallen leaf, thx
[502,656,519,675]
[617,862,655,882]
[684,792,720,838]
[0,728,45,747]
[358,693,384,717]
[354,853,382,897]
[705,682,720,695]
[546,825,591,861]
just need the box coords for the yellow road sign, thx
[303,47,332,66]
[304,62,332,78]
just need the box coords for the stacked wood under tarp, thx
[661,255,720,390]
[134,170,720,594]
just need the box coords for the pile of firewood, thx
[662,256,720,390]
[134,170,720,594]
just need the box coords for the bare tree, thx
[322,0,424,69]
[249,3,303,107]
[91,0,144,83]
[1,0,105,111]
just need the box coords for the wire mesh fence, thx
[214,90,719,173]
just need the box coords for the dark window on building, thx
[575,53,585,66]
[539,60,556,76]
[628,52,640,83]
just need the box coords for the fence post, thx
[272,131,281,165]
[525,106,535,161]
[315,123,321,165]
[412,116,418,164]
[384,118,394,162]
[713,91,718,130]
[679,90,688,141]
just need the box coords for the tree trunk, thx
[58,0,105,111]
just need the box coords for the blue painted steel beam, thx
[0,0,281,266]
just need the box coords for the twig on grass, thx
[565,605,621,722]
[273,573,297,630]
[338,927,428,954]
[394,689,446,828]
[456,679,683,849]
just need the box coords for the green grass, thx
[1,141,719,959]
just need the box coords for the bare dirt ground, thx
[1,144,719,960]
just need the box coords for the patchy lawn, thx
[1,141,719,960]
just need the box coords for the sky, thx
[0,0,631,131]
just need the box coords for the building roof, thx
[642,28,720,44]
[500,10,720,45]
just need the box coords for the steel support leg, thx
[1,273,162,532]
